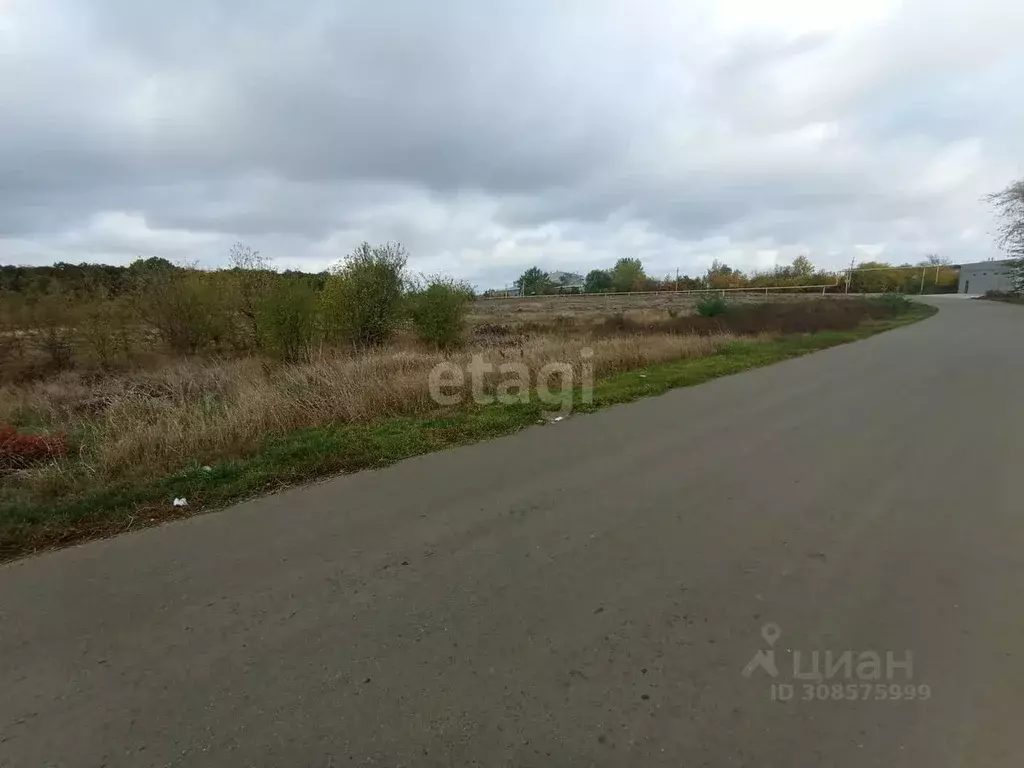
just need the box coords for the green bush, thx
[259,277,319,362]
[406,277,473,349]
[320,242,407,348]
[696,295,729,317]
[871,294,913,315]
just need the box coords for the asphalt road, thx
[2,296,1023,767]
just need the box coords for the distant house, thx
[548,271,586,293]
[958,259,1018,294]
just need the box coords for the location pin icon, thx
[761,623,781,646]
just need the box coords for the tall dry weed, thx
[1,333,734,485]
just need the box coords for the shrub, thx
[228,243,274,345]
[406,277,473,350]
[29,292,76,371]
[145,271,234,354]
[870,294,913,315]
[77,293,137,368]
[321,242,407,348]
[696,295,729,317]
[258,277,319,362]
[0,293,27,370]
[0,425,67,472]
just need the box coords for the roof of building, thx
[548,270,585,285]
[959,259,1017,270]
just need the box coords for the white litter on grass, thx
[172,498,188,507]
[202,466,212,472]
[552,416,564,422]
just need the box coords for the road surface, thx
[2,296,1023,767]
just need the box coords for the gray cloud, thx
[0,0,1019,284]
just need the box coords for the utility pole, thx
[919,266,926,295]
[675,268,679,292]
[846,256,856,293]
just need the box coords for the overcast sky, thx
[1,0,1021,286]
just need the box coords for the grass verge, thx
[0,304,935,561]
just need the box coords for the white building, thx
[958,259,1018,295]
[548,271,586,292]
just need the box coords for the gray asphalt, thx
[2,296,1023,767]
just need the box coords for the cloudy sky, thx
[1,0,1021,287]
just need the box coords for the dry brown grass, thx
[469,290,849,327]
[1,332,735,488]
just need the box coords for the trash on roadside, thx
[172,498,188,507]
[552,416,564,422]
[201,466,212,472]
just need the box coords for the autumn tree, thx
[705,260,740,289]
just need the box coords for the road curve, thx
[2,296,1023,767]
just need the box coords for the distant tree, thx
[515,267,551,296]
[611,258,645,292]
[584,269,613,293]
[791,255,815,277]
[705,259,734,280]
[705,259,741,289]
[921,254,950,266]
[128,257,176,275]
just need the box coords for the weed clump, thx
[696,295,729,317]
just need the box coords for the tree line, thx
[0,243,473,376]
[498,255,959,297]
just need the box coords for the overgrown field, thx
[0,246,936,559]
[470,290,855,327]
